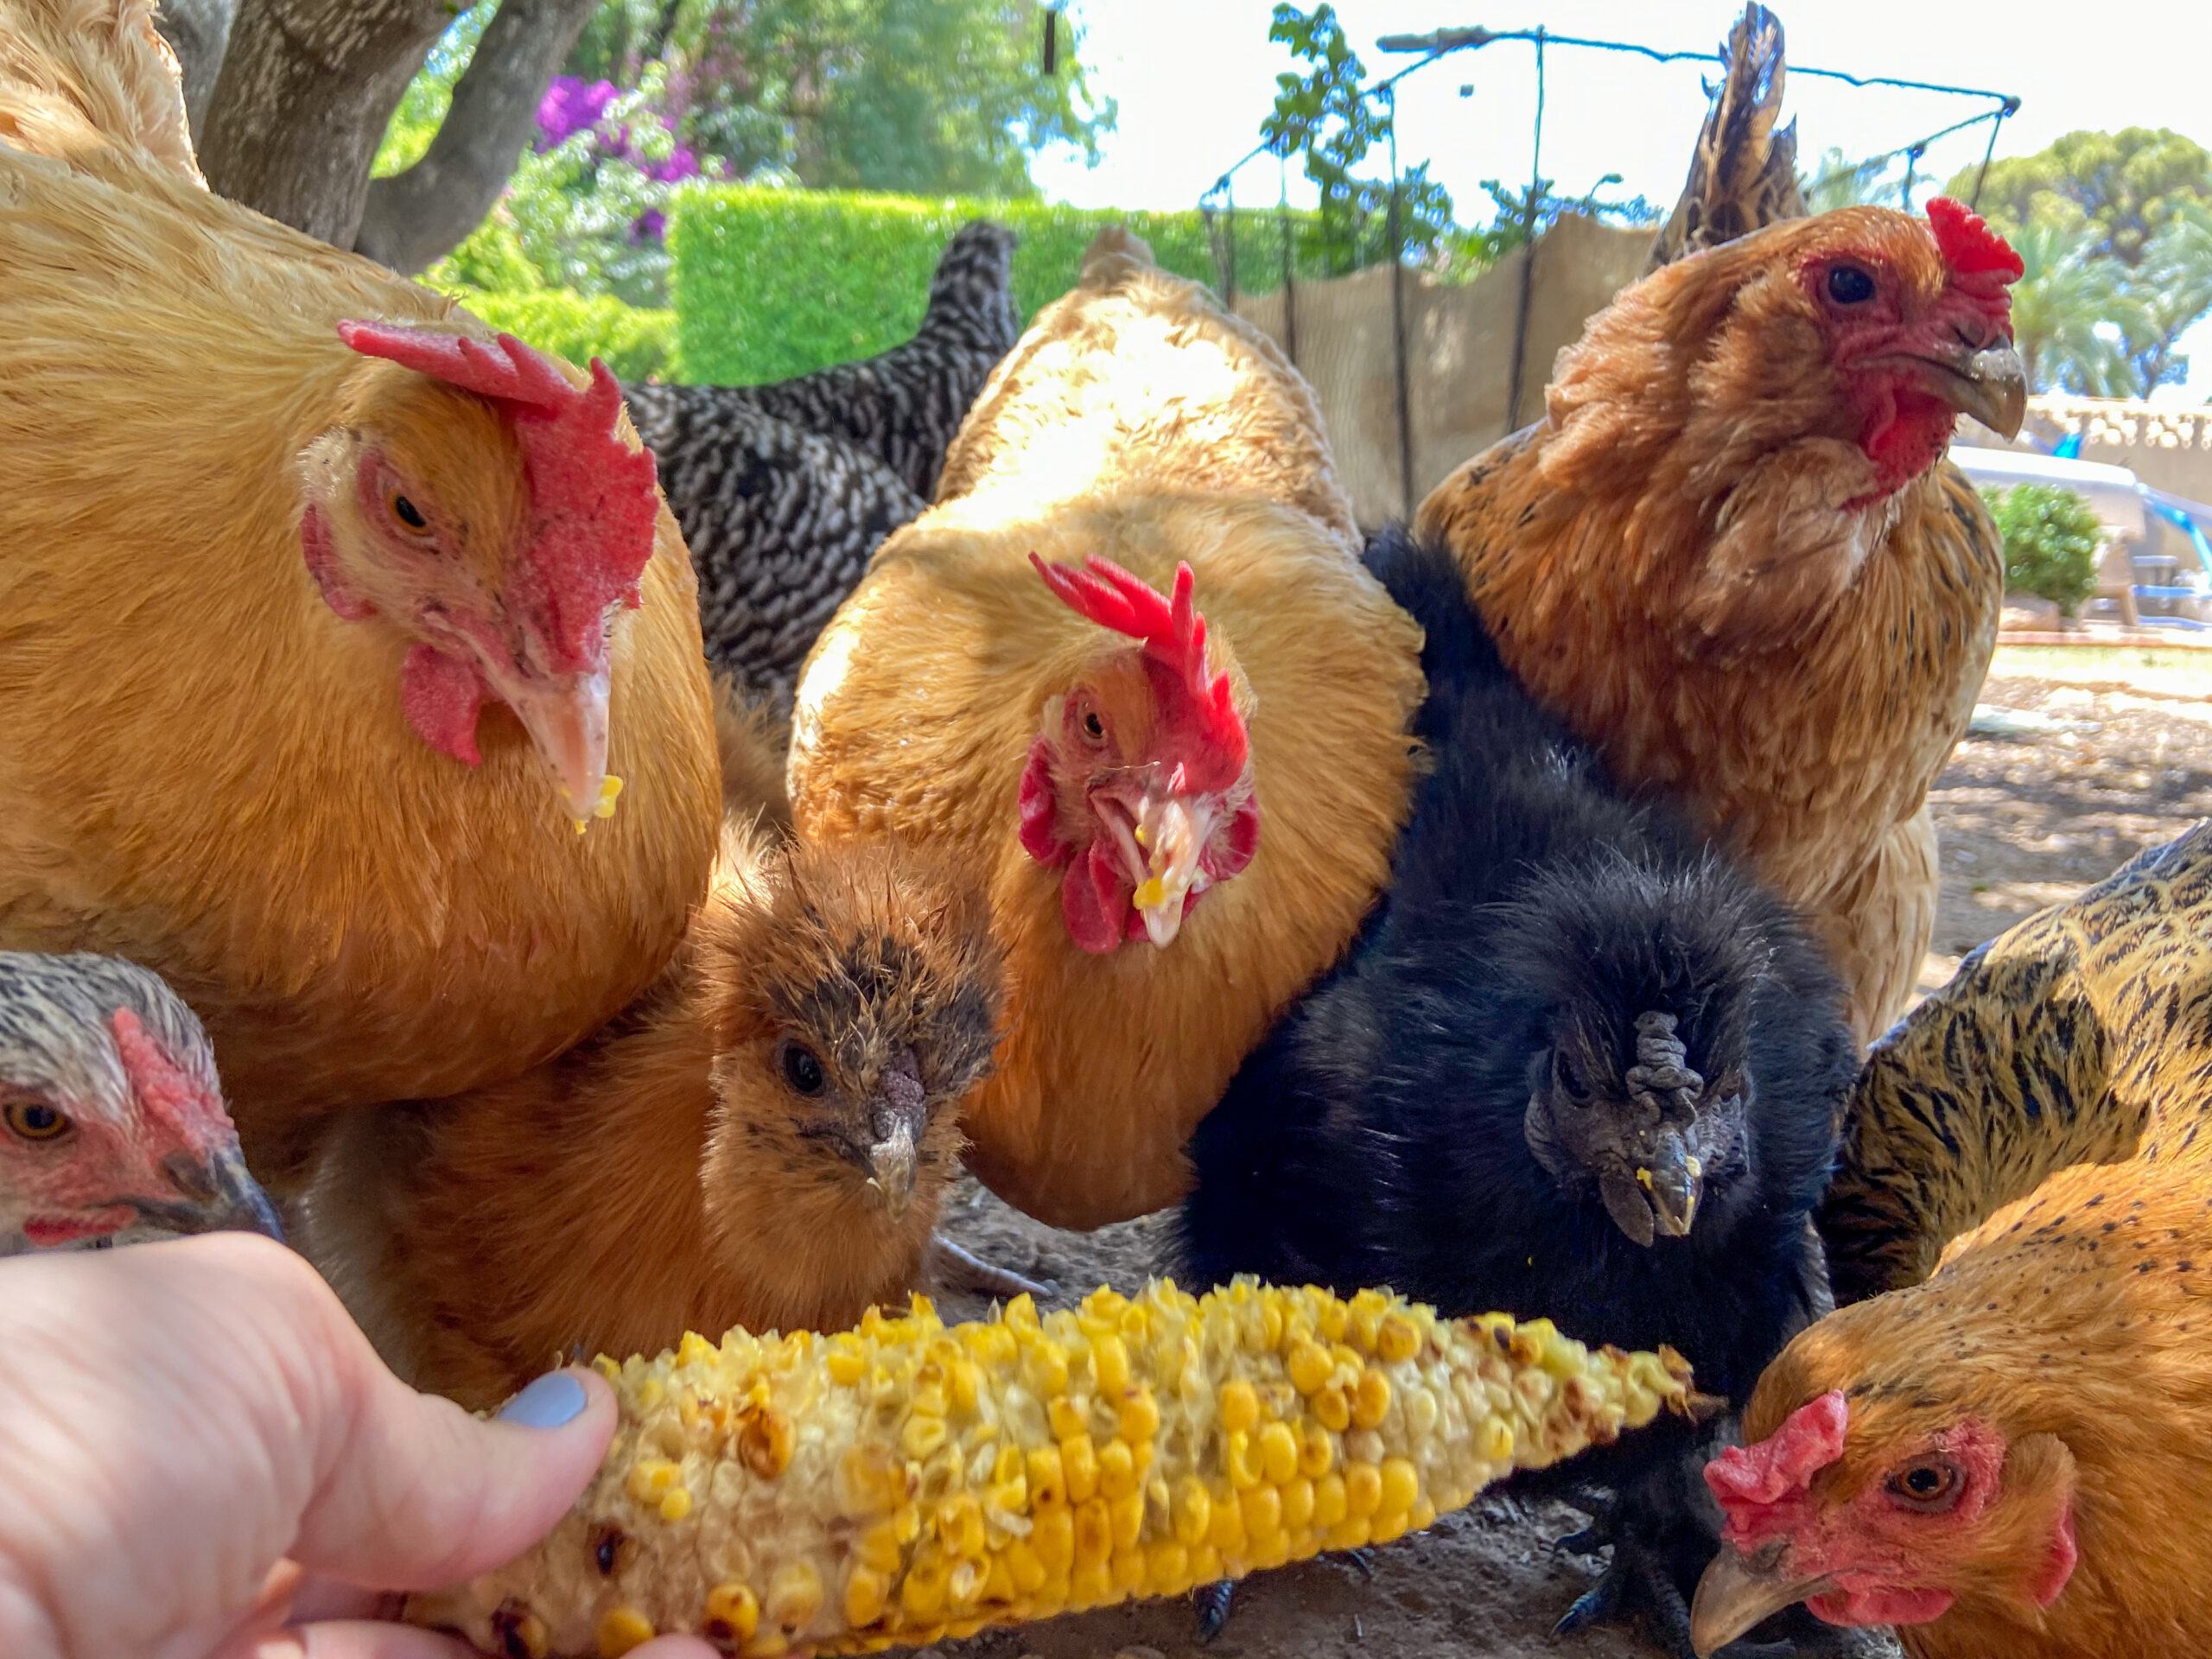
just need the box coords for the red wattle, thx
[1809,1585,1955,1629]
[1061,845,1129,954]
[401,642,491,766]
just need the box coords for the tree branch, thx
[353,0,601,275]
[197,0,456,249]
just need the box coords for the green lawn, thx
[1989,644,2212,698]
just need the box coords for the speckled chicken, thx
[0,951,282,1254]
[626,223,1018,707]
[1691,823,2212,1658]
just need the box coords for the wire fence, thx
[1196,17,2023,525]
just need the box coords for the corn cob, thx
[409,1278,1700,1658]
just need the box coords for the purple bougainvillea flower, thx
[536,75,619,149]
[631,207,668,244]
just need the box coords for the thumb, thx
[294,1363,617,1592]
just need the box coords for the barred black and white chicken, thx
[626,221,1019,706]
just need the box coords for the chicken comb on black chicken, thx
[1178,527,1858,1658]
[626,223,1020,709]
[1644,3,1805,273]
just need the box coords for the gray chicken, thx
[626,221,1020,707]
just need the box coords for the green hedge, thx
[1981,483,2104,618]
[445,286,678,384]
[668,188,1313,386]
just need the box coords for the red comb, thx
[1029,554,1245,770]
[1926,197,2024,285]
[337,322,660,673]
[1706,1390,1849,1541]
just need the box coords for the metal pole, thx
[1969,105,2015,210]
[1505,29,1545,432]
[1224,180,1238,310]
[1384,86,1414,521]
[1279,153,1299,368]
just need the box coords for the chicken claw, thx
[924,1233,1054,1304]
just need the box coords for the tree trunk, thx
[149,0,238,142]
[353,0,601,275]
[197,0,455,250]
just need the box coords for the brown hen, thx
[0,1,721,1184]
[1418,199,2026,1044]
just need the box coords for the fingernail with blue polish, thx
[496,1370,588,1429]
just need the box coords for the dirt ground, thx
[920,648,2209,1659]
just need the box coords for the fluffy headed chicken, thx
[1691,825,2212,1657]
[0,952,282,1255]
[1418,198,2026,1044]
[309,826,1004,1410]
[789,231,1425,1227]
[0,2,721,1180]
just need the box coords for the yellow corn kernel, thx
[1314,1385,1351,1433]
[1344,1460,1383,1519]
[1190,1544,1224,1586]
[853,1522,901,1576]
[1026,1445,1065,1509]
[1071,1560,1113,1608]
[1255,1421,1300,1484]
[1326,1516,1371,1552]
[1376,1313,1421,1363]
[1147,1539,1191,1594]
[842,1567,887,1628]
[766,1561,822,1631]
[1282,1475,1316,1530]
[658,1487,692,1523]
[826,1347,866,1387]
[1074,1497,1114,1567]
[1109,1489,1145,1551]
[1298,1418,1335,1478]
[1005,1541,1046,1596]
[1206,1488,1244,1553]
[1032,1506,1075,1573]
[1219,1379,1261,1434]
[1096,1437,1137,1501]
[901,1414,948,1460]
[702,1584,759,1646]
[1118,1385,1160,1445]
[596,1605,656,1657]
[1353,1368,1392,1429]
[1092,1333,1131,1394]
[1240,1484,1282,1543]
[1173,1476,1213,1547]
[1060,1433,1098,1504]
[625,1459,680,1503]
[1380,1457,1421,1517]
[1225,1429,1262,1491]
[1287,1339,1332,1395]
[1313,1471,1350,1528]
[899,1560,946,1621]
[1047,1396,1085,1441]
[1026,1340,1069,1396]
[935,1492,985,1559]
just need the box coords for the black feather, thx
[625,222,1020,707]
[1178,527,1857,1653]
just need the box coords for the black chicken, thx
[1178,529,1858,1656]
[626,220,1019,707]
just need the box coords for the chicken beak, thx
[1915,339,2028,439]
[140,1147,288,1245]
[1129,793,1217,948]
[865,1114,920,1220]
[493,660,613,823]
[1639,1135,1702,1240]
[1690,1540,1839,1656]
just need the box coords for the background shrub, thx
[1981,483,2106,616]
[446,285,678,382]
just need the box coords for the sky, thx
[1030,0,2212,399]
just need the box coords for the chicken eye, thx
[3,1098,69,1141]
[1885,1459,1963,1511]
[1074,702,1107,747]
[387,488,433,536]
[1826,264,1878,306]
[780,1041,826,1097]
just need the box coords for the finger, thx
[232,1623,477,1659]
[296,1365,618,1592]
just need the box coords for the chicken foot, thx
[925,1233,1055,1304]
[1191,1548,1374,1643]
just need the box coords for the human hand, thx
[0,1232,715,1659]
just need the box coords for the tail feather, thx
[1644,2,1804,272]
[0,0,200,181]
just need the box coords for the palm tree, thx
[2131,203,2212,392]
[2005,220,2144,397]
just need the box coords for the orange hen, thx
[789,231,1425,1228]
[0,2,721,1183]
[1418,200,2027,1044]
